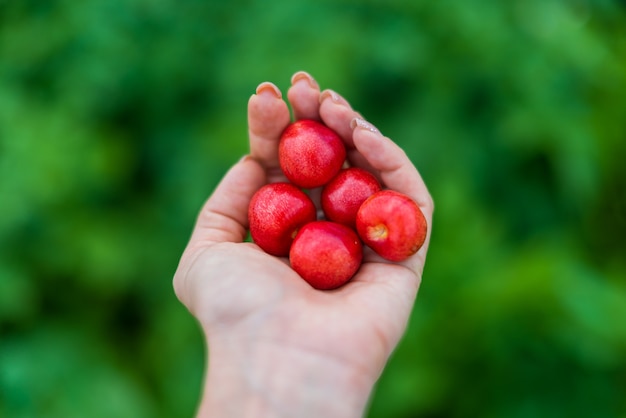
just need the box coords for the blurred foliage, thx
[1,0,626,417]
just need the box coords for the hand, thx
[173,71,434,418]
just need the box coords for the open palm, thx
[173,72,434,417]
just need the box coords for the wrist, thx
[197,332,375,418]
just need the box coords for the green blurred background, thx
[1,0,626,417]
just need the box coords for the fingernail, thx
[319,89,342,104]
[239,154,254,164]
[291,71,318,88]
[256,82,282,99]
[350,117,380,134]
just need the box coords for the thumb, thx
[189,155,266,247]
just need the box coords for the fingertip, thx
[319,91,359,148]
[255,81,282,99]
[192,156,267,245]
[350,118,434,217]
[350,117,381,135]
[288,71,322,121]
[248,83,291,170]
[350,117,392,161]
[319,89,349,106]
[291,71,319,89]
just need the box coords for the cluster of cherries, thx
[248,120,427,290]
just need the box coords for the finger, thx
[319,89,360,149]
[287,71,321,121]
[349,117,434,276]
[248,82,291,181]
[190,156,266,246]
[350,117,434,216]
[345,149,379,181]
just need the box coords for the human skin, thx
[173,71,434,418]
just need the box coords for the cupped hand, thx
[173,72,434,417]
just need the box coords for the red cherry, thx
[279,119,346,189]
[248,183,316,257]
[356,190,427,262]
[290,221,363,290]
[321,167,381,227]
